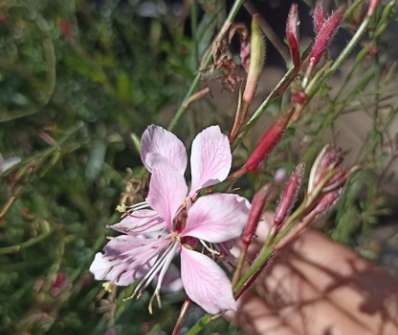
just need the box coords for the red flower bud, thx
[309,7,343,68]
[274,164,304,227]
[306,189,342,220]
[241,110,294,174]
[313,1,326,34]
[59,19,73,40]
[286,3,301,68]
[242,185,272,246]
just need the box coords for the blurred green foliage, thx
[0,0,209,333]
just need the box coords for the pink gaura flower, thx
[90,125,250,314]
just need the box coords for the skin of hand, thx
[230,223,398,335]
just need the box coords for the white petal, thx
[140,125,187,174]
[182,193,250,243]
[190,126,232,192]
[180,247,237,314]
[146,161,188,229]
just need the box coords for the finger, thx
[227,292,298,335]
[255,230,398,334]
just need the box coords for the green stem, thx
[0,220,52,255]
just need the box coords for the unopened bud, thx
[306,189,342,220]
[274,164,304,226]
[59,19,73,40]
[286,4,301,68]
[313,1,326,34]
[243,15,266,104]
[242,185,272,246]
[306,145,353,196]
[240,109,294,174]
[309,7,343,68]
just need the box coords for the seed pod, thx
[243,15,266,104]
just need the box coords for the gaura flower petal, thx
[90,252,114,280]
[146,160,188,229]
[90,236,171,286]
[182,193,249,243]
[180,247,237,314]
[190,126,232,192]
[89,253,137,286]
[111,209,166,235]
[140,125,187,174]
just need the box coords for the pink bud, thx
[313,1,326,34]
[286,3,301,68]
[242,110,293,173]
[274,164,304,226]
[59,19,73,40]
[306,145,354,195]
[240,40,250,72]
[367,0,379,16]
[242,185,272,246]
[309,7,343,68]
[306,189,342,219]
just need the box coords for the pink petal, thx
[180,247,237,314]
[146,161,188,229]
[140,125,187,174]
[90,235,170,286]
[182,193,250,243]
[111,209,165,234]
[90,253,114,280]
[190,126,232,192]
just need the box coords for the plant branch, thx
[168,0,246,131]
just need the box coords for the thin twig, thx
[172,299,192,335]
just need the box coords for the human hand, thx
[231,227,398,335]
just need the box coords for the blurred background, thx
[0,0,397,334]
